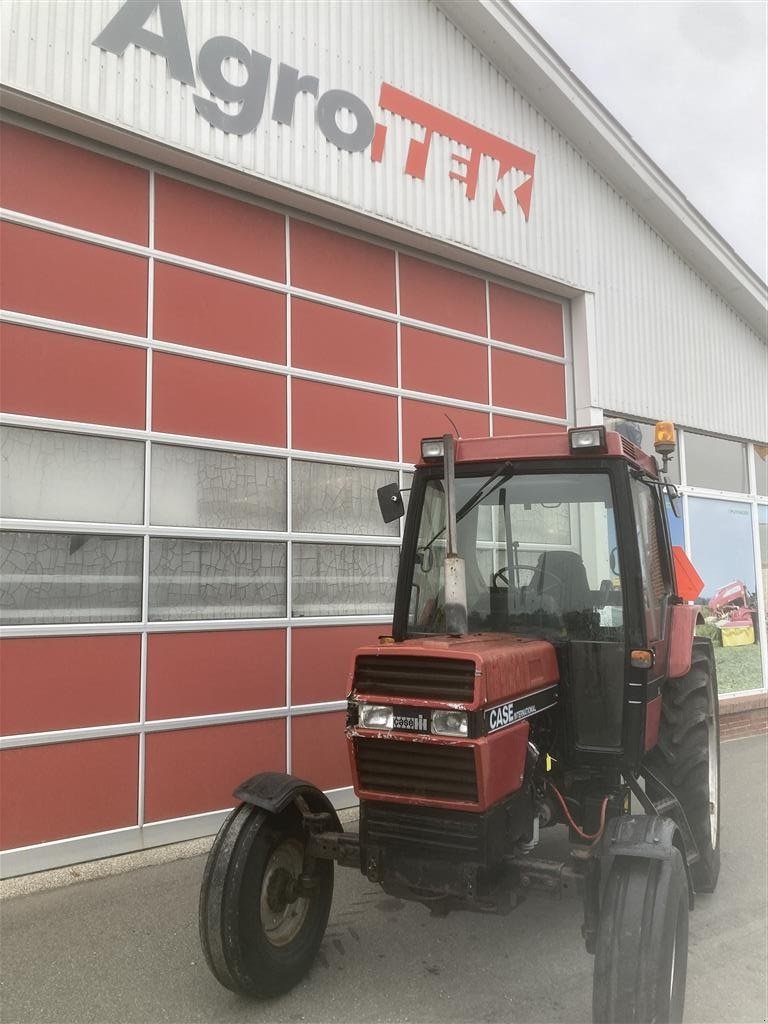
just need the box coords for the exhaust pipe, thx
[443,433,468,636]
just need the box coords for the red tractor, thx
[199,424,720,1024]
[708,580,755,625]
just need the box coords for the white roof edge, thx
[436,0,768,339]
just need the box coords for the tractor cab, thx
[388,426,684,765]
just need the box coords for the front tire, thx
[199,803,334,997]
[646,638,721,893]
[593,847,689,1023]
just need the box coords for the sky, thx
[514,1,768,282]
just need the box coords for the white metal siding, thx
[1,0,766,440]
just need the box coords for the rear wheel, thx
[646,640,720,892]
[199,803,334,997]
[593,846,689,1024]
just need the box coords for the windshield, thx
[407,470,624,641]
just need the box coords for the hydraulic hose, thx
[548,782,609,843]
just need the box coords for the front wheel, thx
[593,846,689,1024]
[199,803,334,997]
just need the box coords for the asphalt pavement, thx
[1,735,766,1024]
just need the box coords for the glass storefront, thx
[605,415,767,693]
[688,498,761,692]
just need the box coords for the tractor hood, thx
[349,633,560,709]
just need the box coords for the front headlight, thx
[358,704,393,730]
[431,710,468,737]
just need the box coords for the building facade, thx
[0,0,766,877]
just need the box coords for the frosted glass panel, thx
[151,445,286,530]
[0,427,144,523]
[149,538,286,620]
[292,461,399,536]
[685,432,748,493]
[754,446,768,497]
[292,543,398,616]
[0,531,142,624]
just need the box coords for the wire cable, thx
[548,782,609,842]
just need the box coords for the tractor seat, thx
[528,550,593,616]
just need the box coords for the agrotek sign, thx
[94,0,536,219]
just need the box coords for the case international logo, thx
[94,0,536,220]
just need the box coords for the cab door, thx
[629,476,675,748]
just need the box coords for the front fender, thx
[233,771,343,829]
[600,813,694,906]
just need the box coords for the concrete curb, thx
[0,807,360,902]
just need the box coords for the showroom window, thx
[0,425,144,523]
[0,427,146,624]
[688,498,761,692]
[0,531,143,624]
[148,537,287,621]
[0,426,402,626]
[755,447,768,498]
[684,432,749,493]
[605,414,766,692]
[292,543,398,617]
[150,444,286,530]
[292,461,398,536]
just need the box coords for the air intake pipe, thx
[443,433,468,636]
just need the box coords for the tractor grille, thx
[355,736,478,803]
[362,802,485,858]
[354,655,475,702]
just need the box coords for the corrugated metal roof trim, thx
[438,0,767,338]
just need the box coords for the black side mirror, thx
[377,483,405,523]
[663,482,682,518]
[609,546,620,576]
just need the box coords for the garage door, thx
[0,121,569,874]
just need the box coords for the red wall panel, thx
[0,635,140,736]
[0,323,146,427]
[147,629,286,720]
[0,737,138,849]
[402,399,489,464]
[154,176,285,281]
[291,712,351,791]
[401,326,488,403]
[291,298,397,386]
[292,379,397,460]
[489,284,564,357]
[144,719,285,822]
[290,220,396,312]
[399,256,486,336]
[0,123,149,244]
[0,222,148,336]
[153,262,285,363]
[492,414,566,436]
[491,349,566,419]
[152,352,286,445]
[291,624,386,705]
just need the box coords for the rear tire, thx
[646,639,721,893]
[593,847,688,1024]
[199,803,334,997]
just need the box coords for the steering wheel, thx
[492,563,564,592]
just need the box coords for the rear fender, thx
[599,813,694,906]
[233,771,343,831]
[667,604,700,679]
